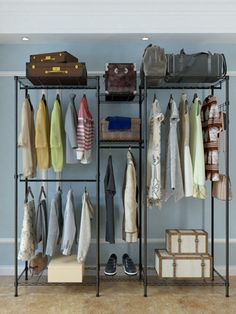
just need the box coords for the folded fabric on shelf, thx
[106,116,131,131]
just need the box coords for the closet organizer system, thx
[14,74,230,298]
[141,75,230,297]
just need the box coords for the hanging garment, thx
[179,94,193,197]
[104,155,116,244]
[50,97,64,172]
[18,97,37,178]
[147,98,164,208]
[61,189,76,255]
[18,200,36,261]
[163,98,184,202]
[201,95,223,181]
[35,196,48,255]
[65,94,78,164]
[77,191,94,263]
[190,97,206,199]
[45,190,63,257]
[35,96,51,171]
[122,150,138,243]
[76,95,94,164]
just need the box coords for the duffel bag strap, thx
[173,255,177,278]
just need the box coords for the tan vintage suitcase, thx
[166,229,208,255]
[155,249,212,279]
[100,118,140,141]
[30,51,78,63]
[26,62,87,86]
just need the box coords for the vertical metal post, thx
[96,76,100,297]
[24,178,28,281]
[225,76,230,297]
[138,86,142,280]
[24,88,29,281]
[211,86,215,280]
[14,77,18,297]
[143,77,148,297]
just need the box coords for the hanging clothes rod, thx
[99,145,143,149]
[19,178,96,183]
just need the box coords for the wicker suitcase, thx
[30,51,78,63]
[155,249,212,279]
[26,62,87,86]
[101,118,140,141]
[105,63,137,101]
[166,229,208,255]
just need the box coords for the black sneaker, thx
[104,254,117,276]
[122,253,137,276]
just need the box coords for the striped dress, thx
[76,95,94,164]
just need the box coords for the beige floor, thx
[0,277,235,314]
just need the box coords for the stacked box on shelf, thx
[26,51,87,86]
[155,229,212,279]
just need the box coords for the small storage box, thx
[105,63,137,101]
[48,255,84,283]
[155,249,212,279]
[26,62,87,86]
[166,229,208,255]
[101,118,140,141]
[30,51,78,63]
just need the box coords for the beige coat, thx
[18,98,37,178]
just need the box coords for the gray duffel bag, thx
[165,49,227,83]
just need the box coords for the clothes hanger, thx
[168,94,173,109]
[39,185,46,200]
[153,93,157,102]
[57,185,62,193]
[193,93,198,102]
[26,186,34,199]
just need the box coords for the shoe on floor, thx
[104,253,117,276]
[122,253,137,276]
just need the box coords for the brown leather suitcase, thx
[26,62,87,86]
[30,51,78,63]
[105,63,137,101]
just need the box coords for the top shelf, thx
[140,76,227,90]
[16,76,99,90]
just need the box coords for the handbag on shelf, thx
[29,253,48,276]
[140,44,167,87]
[212,174,232,201]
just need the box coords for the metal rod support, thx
[20,179,96,182]
[211,86,215,281]
[14,76,18,297]
[225,76,230,297]
[96,76,100,297]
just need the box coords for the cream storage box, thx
[48,255,84,283]
[165,229,208,255]
[155,249,212,279]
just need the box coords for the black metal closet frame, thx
[14,76,100,297]
[141,76,230,297]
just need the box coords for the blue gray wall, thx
[0,40,235,270]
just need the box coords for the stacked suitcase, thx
[155,229,212,279]
[26,51,87,86]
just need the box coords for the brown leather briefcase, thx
[105,63,137,101]
[26,62,87,86]
[30,51,78,63]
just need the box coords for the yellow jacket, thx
[35,99,51,171]
[50,99,64,172]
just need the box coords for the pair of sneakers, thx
[104,253,137,276]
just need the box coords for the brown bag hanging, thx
[212,174,232,201]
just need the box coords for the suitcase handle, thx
[45,67,68,74]
[41,56,56,62]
